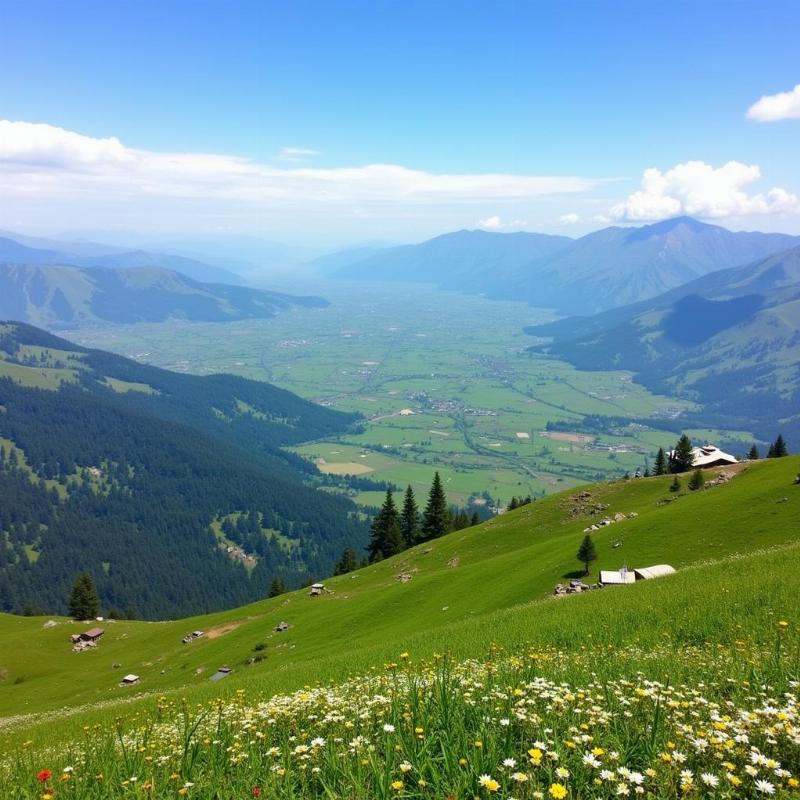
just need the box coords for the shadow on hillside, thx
[561,569,588,580]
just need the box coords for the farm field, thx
[1,457,799,797]
[61,282,743,508]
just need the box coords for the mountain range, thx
[0,262,326,328]
[0,234,241,284]
[0,322,367,618]
[329,217,800,315]
[525,245,800,444]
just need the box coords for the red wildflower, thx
[37,769,52,783]
[252,789,262,798]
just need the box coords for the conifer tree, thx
[669,475,681,493]
[400,485,420,547]
[748,444,760,460]
[768,434,788,458]
[576,534,597,575]
[368,490,403,562]
[420,472,450,541]
[334,547,358,575]
[643,467,651,477]
[654,447,667,476]
[470,511,481,527]
[268,576,286,597]
[688,468,705,491]
[68,572,100,620]
[670,435,695,473]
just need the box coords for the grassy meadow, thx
[2,456,799,797]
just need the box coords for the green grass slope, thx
[1,456,798,745]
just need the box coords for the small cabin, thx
[633,564,676,581]
[80,627,104,642]
[121,674,139,685]
[669,443,738,470]
[309,583,325,597]
[209,667,233,683]
[599,567,635,586]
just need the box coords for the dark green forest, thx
[0,323,369,618]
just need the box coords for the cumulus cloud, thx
[477,215,503,229]
[609,160,800,222]
[558,212,580,224]
[0,120,132,168]
[747,84,800,122]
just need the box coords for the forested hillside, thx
[0,323,367,618]
[526,246,800,446]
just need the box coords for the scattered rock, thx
[446,556,460,568]
[275,621,291,632]
[396,573,413,583]
[42,620,58,629]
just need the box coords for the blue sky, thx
[1,0,799,246]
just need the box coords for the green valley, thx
[65,282,728,509]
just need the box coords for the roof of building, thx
[122,674,139,682]
[84,627,105,638]
[670,443,738,468]
[633,564,676,580]
[599,569,636,585]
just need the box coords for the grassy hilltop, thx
[1,457,798,753]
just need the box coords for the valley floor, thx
[63,282,745,508]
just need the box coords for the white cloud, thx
[746,84,800,122]
[558,212,580,224]
[477,215,503,229]
[0,120,132,168]
[0,120,601,208]
[278,146,320,161]
[609,160,800,222]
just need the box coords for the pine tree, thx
[769,434,788,458]
[670,435,695,473]
[654,447,667,476]
[470,511,481,526]
[420,472,450,541]
[368,490,403,562]
[669,475,681,493]
[400,485,420,547]
[576,534,597,575]
[508,496,519,511]
[643,467,651,477]
[268,576,286,597]
[688,468,705,491]
[748,444,760,460]
[333,547,358,575]
[68,572,100,620]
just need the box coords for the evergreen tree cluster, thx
[767,434,789,459]
[507,495,533,511]
[364,472,482,565]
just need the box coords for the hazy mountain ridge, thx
[0,262,327,328]
[332,229,573,286]
[331,218,800,314]
[0,234,241,284]
[525,245,800,443]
